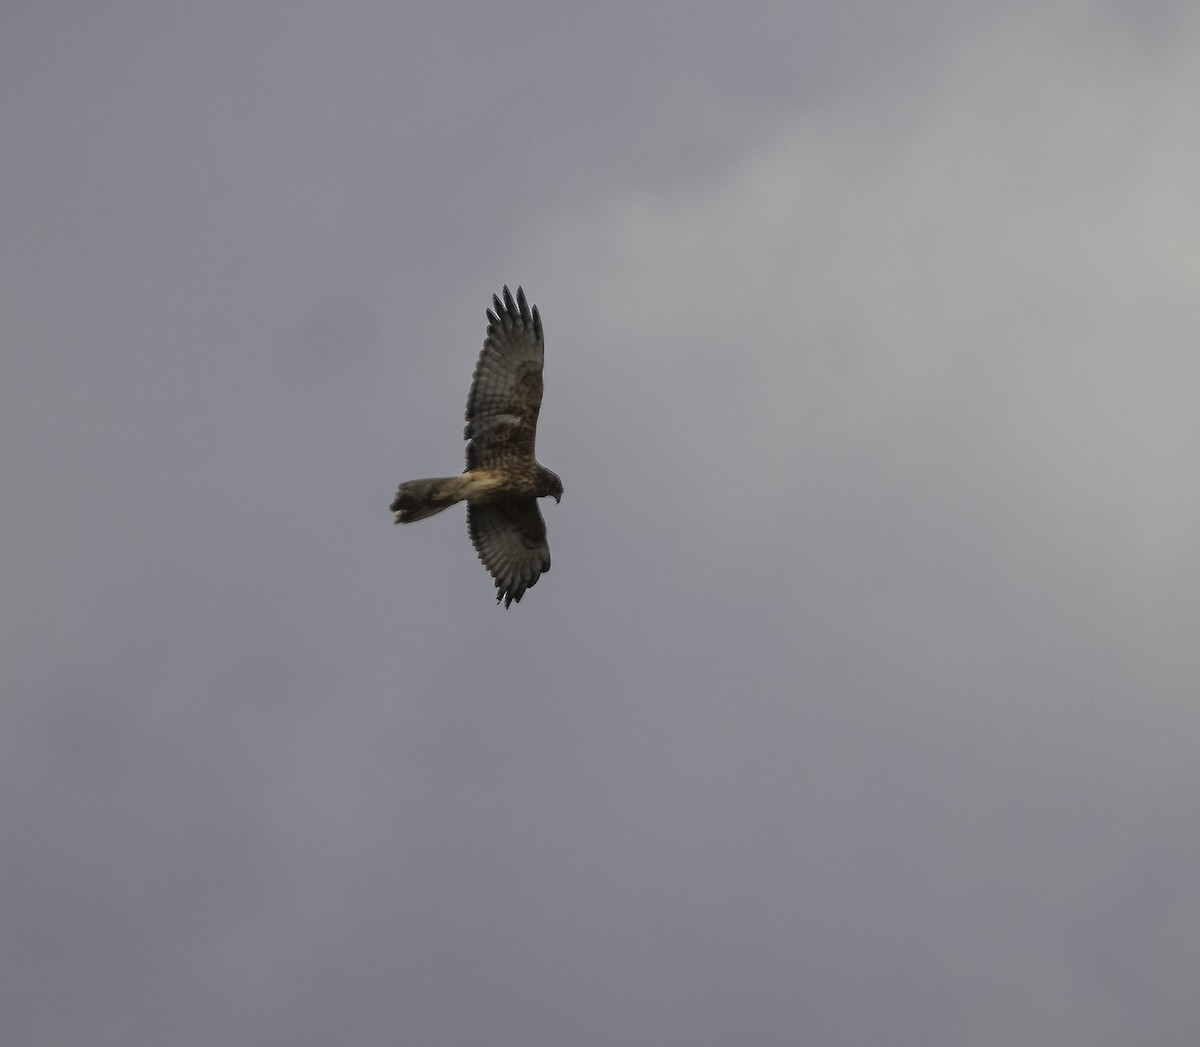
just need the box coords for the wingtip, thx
[491,285,535,328]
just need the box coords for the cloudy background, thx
[3,1,1199,1043]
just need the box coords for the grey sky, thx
[3,2,1199,1044]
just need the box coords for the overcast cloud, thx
[3,2,1199,1045]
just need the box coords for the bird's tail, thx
[391,476,470,523]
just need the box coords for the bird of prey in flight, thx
[391,286,562,607]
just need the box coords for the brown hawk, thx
[390,286,562,607]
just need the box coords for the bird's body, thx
[391,286,561,607]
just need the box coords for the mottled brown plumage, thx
[390,286,562,607]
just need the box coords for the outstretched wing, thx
[468,501,550,607]
[464,286,544,470]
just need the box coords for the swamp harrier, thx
[390,286,562,607]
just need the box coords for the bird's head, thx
[540,467,563,504]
